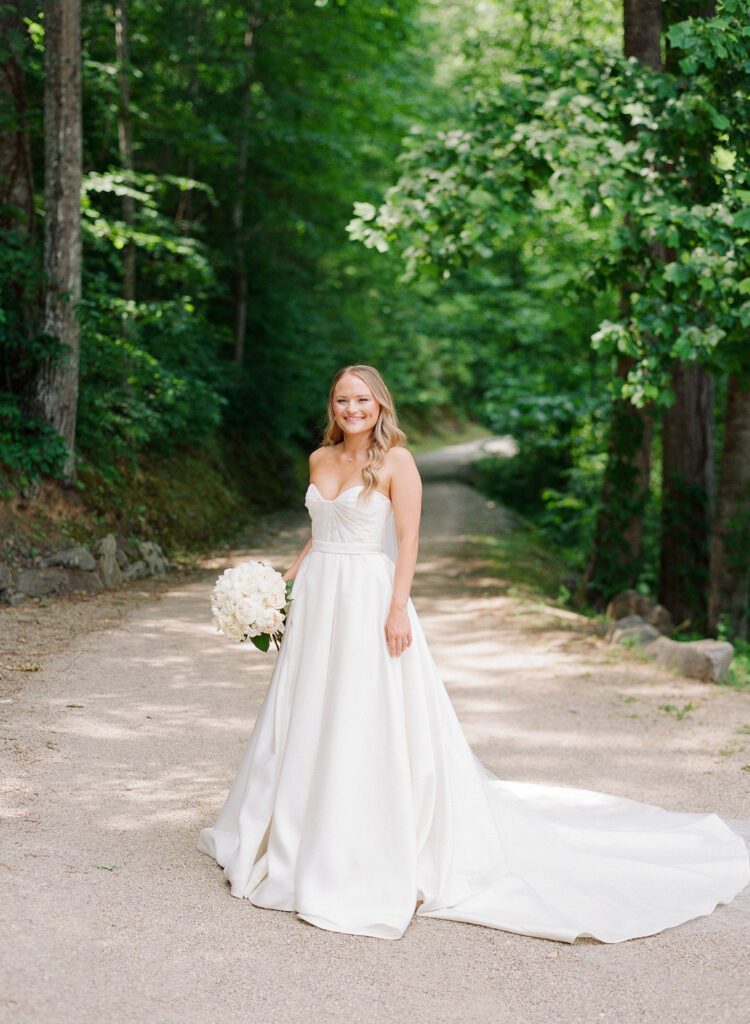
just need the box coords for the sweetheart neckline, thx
[307,482,391,504]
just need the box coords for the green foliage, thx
[659,702,695,720]
[0,394,69,488]
[4,0,469,531]
[0,215,71,487]
[75,293,226,480]
[725,639,750,688]
[473,395,607,572]
[350,0,750,403]
[347,0,750,605]
[6,0,749,583]
[77,438,252,550]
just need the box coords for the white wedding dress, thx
[197,482,750,942]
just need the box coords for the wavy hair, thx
[320,364,407,501]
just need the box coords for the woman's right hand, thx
[282,538,311,584]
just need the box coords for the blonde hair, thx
[321,364,407,501]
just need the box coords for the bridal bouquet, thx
[210,560,293,651]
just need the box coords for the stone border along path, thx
[1,440,749,1024]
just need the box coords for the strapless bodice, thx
[305,483,392,549]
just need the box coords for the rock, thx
[65,570,104,595]
[608,616,661,646]
[122,560,149,582]
[644,636,734,683]
[15,567,71,598]
[96,534,123,589]
[646,603,673,634]
[620,624,662,646]
[137,541,168,575]
[606,590,650,621]
[40,546,97,572]
[0,562,13,592]
[606,615,644,640]
[606,590,673,635]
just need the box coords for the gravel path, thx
[2,444,749,1024]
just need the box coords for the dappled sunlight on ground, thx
[2,472,749,1024]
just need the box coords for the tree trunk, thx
[659,362,713,629]
[115,0,136,303]
[579,0,661,607]
[232,2,263,366]
[0,1,40,398]
[28,0,82,483]
[623,0,662,68]
[708,376,750,640]
[657,1,716,630]
[176,76,199,228]
[0,1,35,235]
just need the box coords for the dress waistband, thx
[311,539,384,554]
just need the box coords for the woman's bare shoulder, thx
[385,444,417,469]
[309,444,333,468]
[385,445,421,492]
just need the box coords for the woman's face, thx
[332,374,380,438]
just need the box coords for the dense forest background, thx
[1,0,749,640]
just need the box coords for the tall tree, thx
[624,0,663,64]
[579,0,662,606]
[659,362,713,626]
[0,0,35,236]
[709,376,750,638]
[27,0,82,482]
[0,0,46,442]
[657,0,716,630]
[232,1,263,366]
[115,0,136,303]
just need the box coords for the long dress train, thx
[197,482,750,942]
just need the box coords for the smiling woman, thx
[197,364,750,943]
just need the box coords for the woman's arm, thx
[384,447,422,657]
[282,536,312,582]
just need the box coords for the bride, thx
[198,364,750,942]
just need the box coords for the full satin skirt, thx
[198,547,750,942]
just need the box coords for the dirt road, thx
[2,445,749,1024]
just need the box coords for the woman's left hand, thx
[385,603,412,657]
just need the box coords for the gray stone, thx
[40,546,97,572]
[122,560,149,582]
[96,534,123,589]
[15,567,71,598]
[65,570,104,595]
[137,541,168,575]
[606,615,645,640]
[0,562,13,591]
[606,591,673,635]
[646,603,674,634]
[644,636,735,683]
[606,590,651,621]
[611,620,662,647]
[95,534,116,558]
